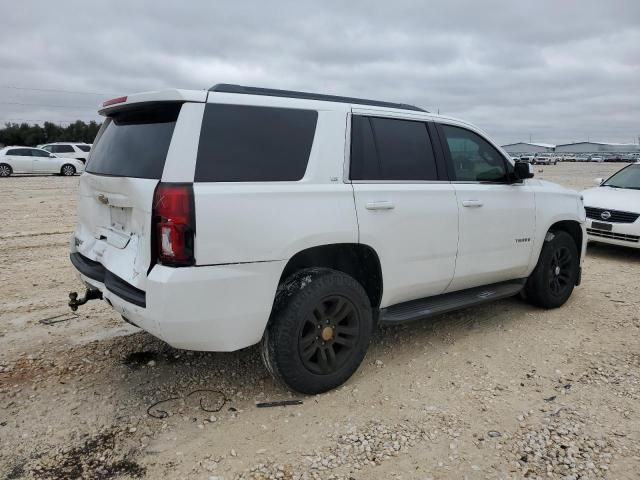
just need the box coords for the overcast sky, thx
[2,1,639,145]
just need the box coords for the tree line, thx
[0,120,102,147]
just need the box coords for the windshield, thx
[603,164,640,190]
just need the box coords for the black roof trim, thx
[209,84,427,112]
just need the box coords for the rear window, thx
[195,104,317,182]
[7,148,29,156]
[77,145,91,152]
[87,103,181,179]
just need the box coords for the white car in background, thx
[39,142,92,164]
[0,146,84,177]
[582,163,640,249]
[532,154,557,165]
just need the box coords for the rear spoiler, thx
[98,89,208,116]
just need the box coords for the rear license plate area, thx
[110,206,129,232]
[591,221,612,231]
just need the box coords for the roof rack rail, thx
[209,84,427,112]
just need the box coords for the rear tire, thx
[261,268,373,394]
[61,164,76,176]
[0,163,12,177]
[525,231,578,308]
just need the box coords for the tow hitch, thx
[68,289,103,311]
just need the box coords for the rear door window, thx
[77,145,91,152]
[350,116,438,181]
[31,149,51,157]
[86,103,181,179]
[195,104,317,182]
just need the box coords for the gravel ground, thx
[1,162,639,480]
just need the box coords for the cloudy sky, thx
[2,1,639,145]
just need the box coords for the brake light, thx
[152,183,195,267]
[103,96,127,107]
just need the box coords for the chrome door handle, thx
[462,199,483,208]
[366,201,395,210]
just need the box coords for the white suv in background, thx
[69,85,587,394]
[40,142,92,164]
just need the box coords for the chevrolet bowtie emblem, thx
[97,194,109,205]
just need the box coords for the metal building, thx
[555,142,640,153]
[501,142,556,154]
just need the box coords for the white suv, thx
[40,142,92,164]
[69,85,587,393]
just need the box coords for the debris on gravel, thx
[508,408,636,479]
[27,427,146,479]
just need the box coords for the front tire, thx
[0,163,12,177]
[61,164,76,176]
[261,268,373,394]
[525,231,578,308]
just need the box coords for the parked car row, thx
[0,146,85,177]
[513,152,639,164]
[514,154,557,165]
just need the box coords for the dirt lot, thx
[1,163,639,480]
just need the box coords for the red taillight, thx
[152,183,195,267]
[102,96,127,107]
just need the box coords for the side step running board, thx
[379,279,526,325]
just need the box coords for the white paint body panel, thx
[447,183,535,291]
[192,105,357,265]
[353,183,458,306]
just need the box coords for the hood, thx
[532,179,578,194]
[581,186,640,213]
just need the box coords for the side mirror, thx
[594,178,603,185]
[49,154,56,158]
[514,161,534,181]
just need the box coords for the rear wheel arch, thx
[278,243,383,309]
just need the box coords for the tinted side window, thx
[350,116,438,181]
[440,125,508,182]
[52,145,75,153]
[77,145,91,152]
[7,149,23,155]
[41,145,53,152]
[31,149,50,157]
[195,104,318,182]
